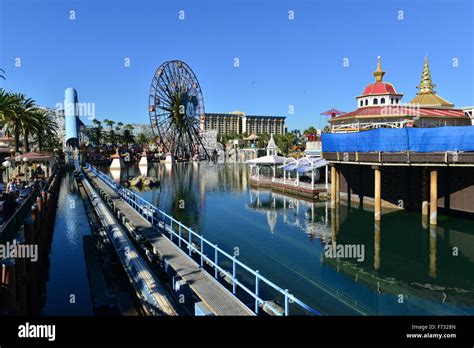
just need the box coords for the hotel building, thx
[200,111,286,135]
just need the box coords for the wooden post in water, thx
[0,259,16,314]
[330,165,336,209]
[429,224,437,278]
[421,168,429,217]
[374,166,381,221]
[374,220,381,271]
[335,168,340,205]
[430,170,438,226]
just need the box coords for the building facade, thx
[200,111,286,135]
[329,57,472,132]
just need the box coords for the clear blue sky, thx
[0,0,472,130]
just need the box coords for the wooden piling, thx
[330,166,336,209]
[374,220,381,271]
[430,170,438,225]
[374,167,381,221]
[429,224,437,278]
[421,168,429,216]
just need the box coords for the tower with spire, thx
[328,55,470,132]
[409,56,453,107]
[373,56,385,82]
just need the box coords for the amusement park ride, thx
[148,60,211,162]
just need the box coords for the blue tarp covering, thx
[322,126,474,153]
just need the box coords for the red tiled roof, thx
[361,82,398,96]
[332,105,466,120]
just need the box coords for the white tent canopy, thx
[247,155,286,165]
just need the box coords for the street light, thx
[2,160,11,183]
[23,157,29,181]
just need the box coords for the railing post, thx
[214,245,218,278]
[200,238,204,267]
[284,289,290,316]
[170,219,173,242]
[178,224,182,247]
[232,256,237,294]
[188,229,192,256]
[255,270,260,314]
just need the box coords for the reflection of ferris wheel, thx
[148,60,209,160]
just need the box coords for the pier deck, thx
[84,168,254,316]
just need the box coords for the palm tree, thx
[303,126,317,136]
[0,92,36,153]
[103,119,116,145]
[14,94,37,153]
[0,89,20,123]
[136,132,149,146]
[0,69,5,80]
[32,108,58,151]
[91,119,103,146]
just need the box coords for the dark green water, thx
[104,163,474,315]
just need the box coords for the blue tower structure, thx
[64,87,79,148]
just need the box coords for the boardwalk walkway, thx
[83,168,254,316]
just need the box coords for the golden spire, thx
[416,55,436,95]
[373,56,385,82]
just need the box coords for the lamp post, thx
[3,160,11,183]
[23,157,29,181]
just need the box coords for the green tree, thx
[136,132,149,146]
[275,132,297,156]
[303,126,317,136]
[91,119,103,146]
[5,93,37,152]
[32,108,58,151]
[0,89,21,129]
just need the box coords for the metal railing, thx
[85,163,321,316]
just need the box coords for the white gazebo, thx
[279,157,327,190]
[247,154,286,180]
[247,134,286,180]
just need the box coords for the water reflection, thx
[99,163,474,315]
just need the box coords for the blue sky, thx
[0,0,472,130]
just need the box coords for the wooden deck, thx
[84,168,254,316]
[249,175,328,199]
[323,151,474,166]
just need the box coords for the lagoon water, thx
[99,162,474,315]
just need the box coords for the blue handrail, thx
[85,163,321,316]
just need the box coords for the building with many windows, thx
[200,111,286,135]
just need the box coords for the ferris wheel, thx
[148,60,209,160]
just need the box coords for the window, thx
[360,100,363,107]
[391,98,394,104]
[365,99,368,106]
[381,98,385,104]
[373,98,378,105]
